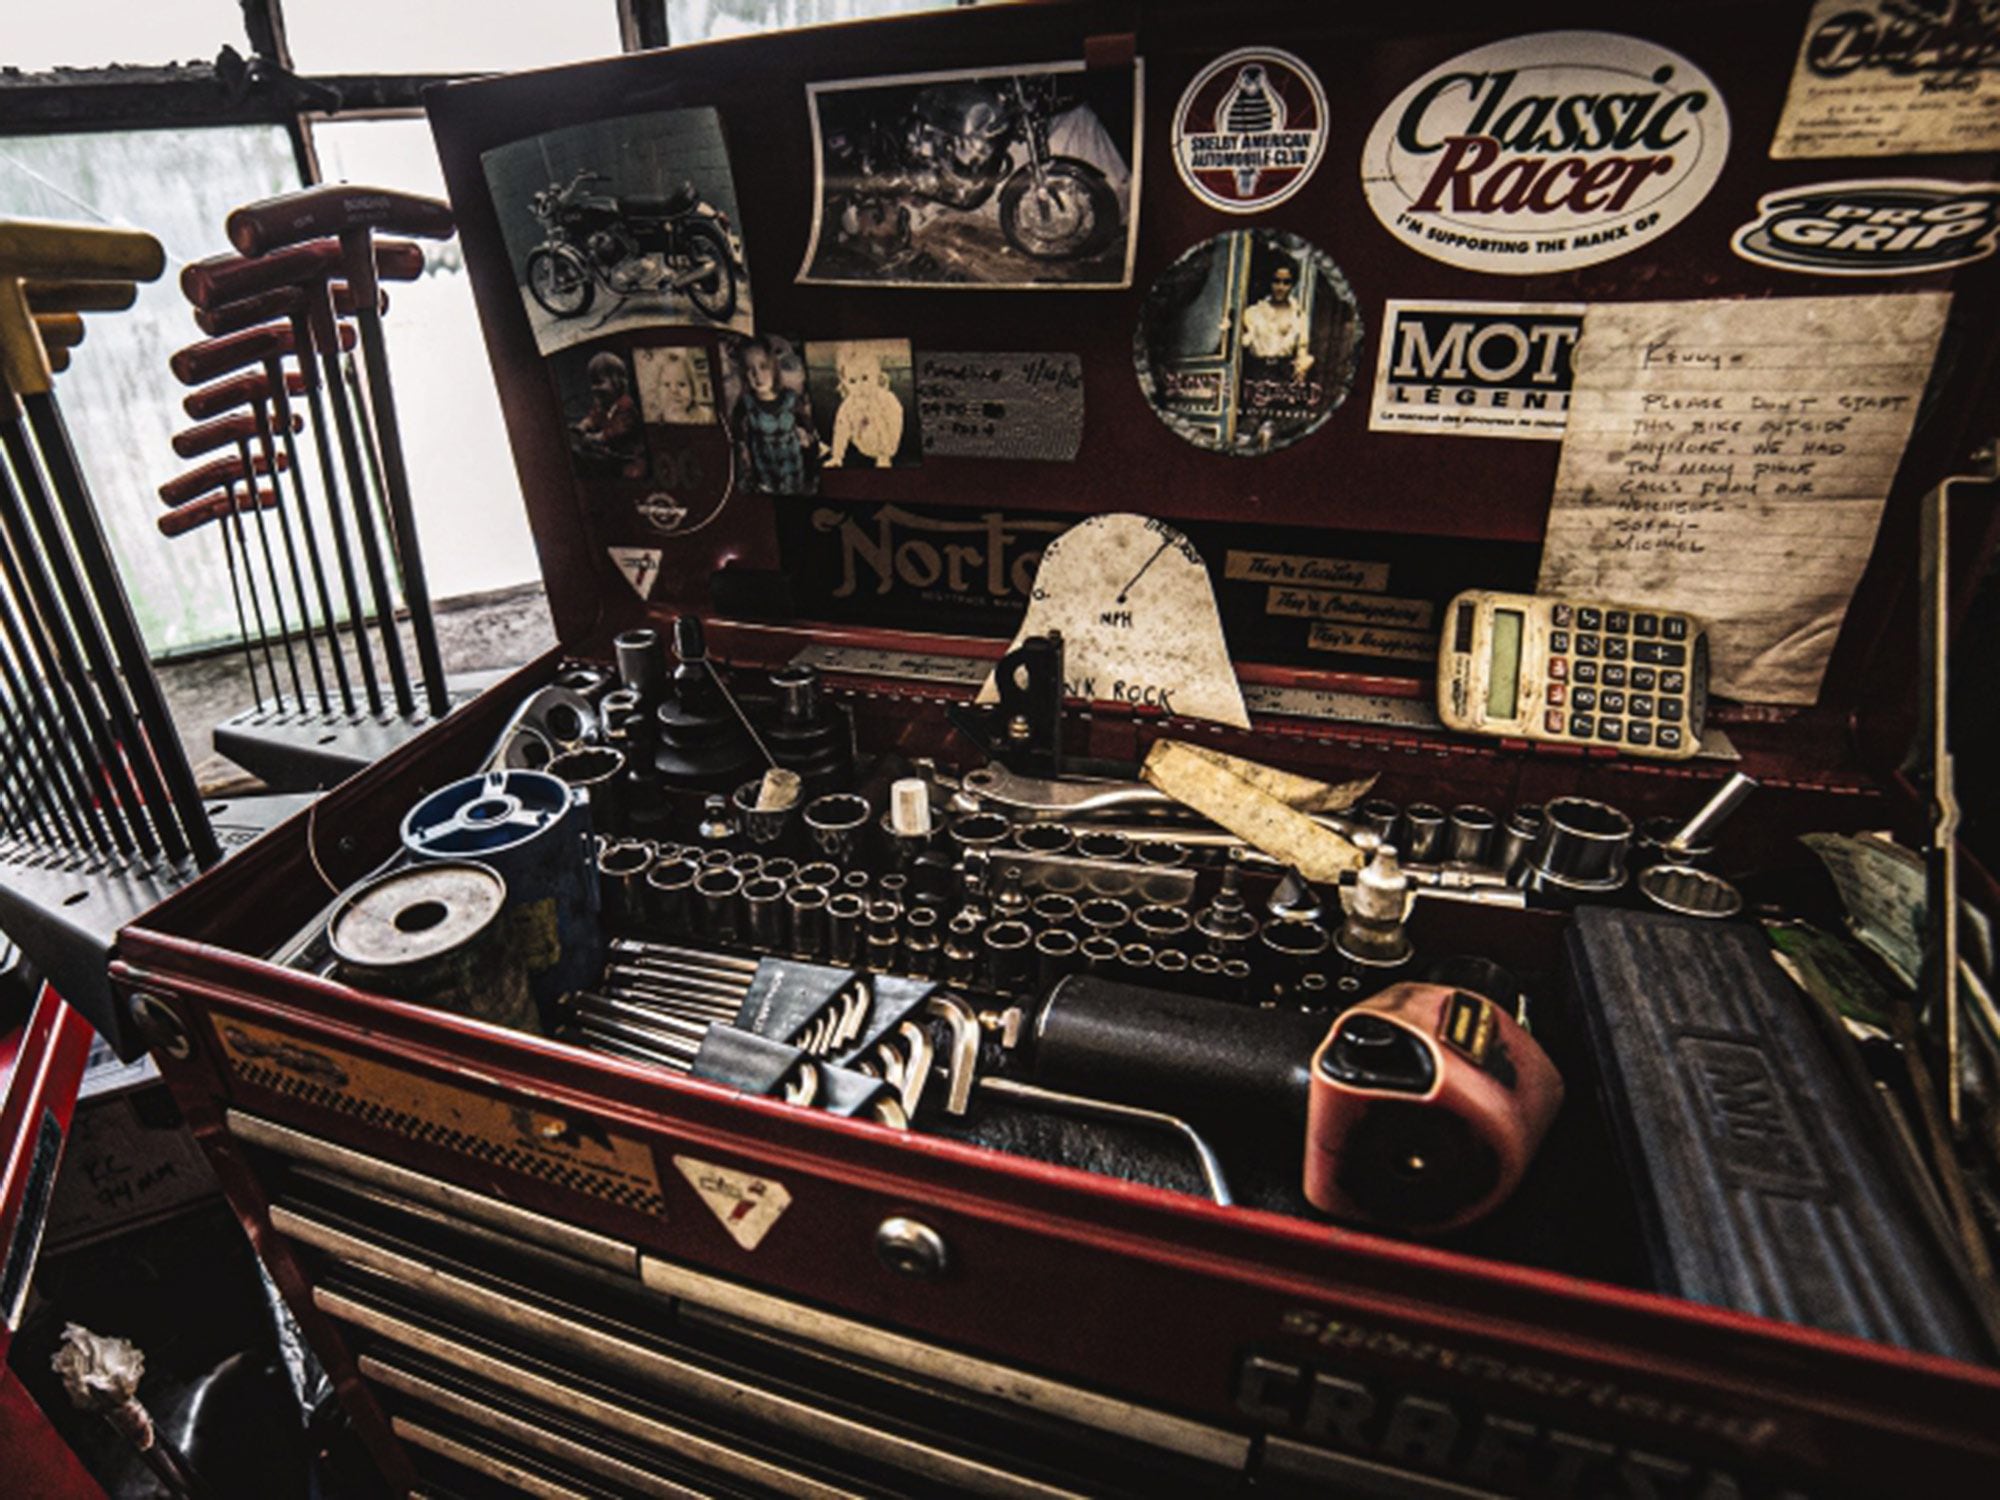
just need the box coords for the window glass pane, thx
[283,1,624,74]
[671,0,957,42]
[6,1,245,71]
[310,117,541,605]
[0,128,301,657]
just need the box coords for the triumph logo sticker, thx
[1360,31,1730,274]
[1732,179,2000,276]
[673,1154,792,1250]
[1173,47,1329,213]
[1369,300,1584,439]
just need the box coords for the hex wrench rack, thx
[162,188,487,792]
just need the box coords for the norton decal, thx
[1360,31,1729,274]
[216,1017,667,1214]
[1172,47,1330,213]
[673,1154,792,1250]
[1732,179,2000,276]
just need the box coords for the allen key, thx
[0,579,111,854]
[181,362,380,713]
[0,435,155,858]
[182,241,427,718]
[167,332,334,712]
[158,483,282,708]
[226,188,458,717]
[5,249,224,867]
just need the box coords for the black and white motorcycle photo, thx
[482,105,755,356]
[524,169,743,326]
[800,59,1141,289]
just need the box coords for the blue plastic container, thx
[400,769,600,1022]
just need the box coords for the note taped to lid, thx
[978,513,1250,728]
[1537,293,1949,706]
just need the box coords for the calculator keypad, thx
[1539,605,1698,756]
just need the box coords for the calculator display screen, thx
[1487,610,1523,719]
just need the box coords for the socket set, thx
[293,622,1785,1251]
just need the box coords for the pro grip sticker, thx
[1360,30,1729,275]
[217,1017,668,1215]
[1732,179,2000,276]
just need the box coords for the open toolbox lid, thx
[422,0,2000,782]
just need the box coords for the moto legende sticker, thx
[1360,30,1730,275]
[1732,180,2000,276]
[1368,299,1584,439]
[1172,47,1329,214]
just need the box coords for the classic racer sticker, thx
[1360,31,1729,274]
[1732,179,2000,276]
[1172,47,1329,213]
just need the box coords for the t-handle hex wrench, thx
[179,360,380,710]
[227,188,456,718]
[186,286,387,715]
[183,241,424,717]
[170,324,358,711]
[158,484,282,708]
[0,218,217,866]
[158,442,308,708]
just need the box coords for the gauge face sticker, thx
[1731,179,2000,276]
[1360,30,1730,275]
[1133,228,1362,456]
[1172,47,1330,214]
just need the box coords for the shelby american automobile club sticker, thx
[1172,47,1329,213]
[1732,180,2000,276]
[1361,31,1730,274]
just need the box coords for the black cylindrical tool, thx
[616,627,668,705]
[654,616,762,790]
[1033,975,1328,1131]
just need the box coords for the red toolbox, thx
[111,3,2000,1494]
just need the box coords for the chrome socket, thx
[803,792,872,863]
[786,885,829,959]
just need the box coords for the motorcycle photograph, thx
[803,66,1135,287]
[524,169,744,324]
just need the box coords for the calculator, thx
[1435,590,1708,760]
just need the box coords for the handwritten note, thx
[916,352,1084,461]
[1538,294,1949,705]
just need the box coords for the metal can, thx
[327,861,535,1034]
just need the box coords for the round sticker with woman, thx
[1134,228,1361,456]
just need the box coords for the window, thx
[1,1,968,658]
[0,129,302,655]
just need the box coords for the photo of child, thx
[805,338,922,469]
[565,349,649,479]
[636,345,717,426]
[718,333,821,495]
